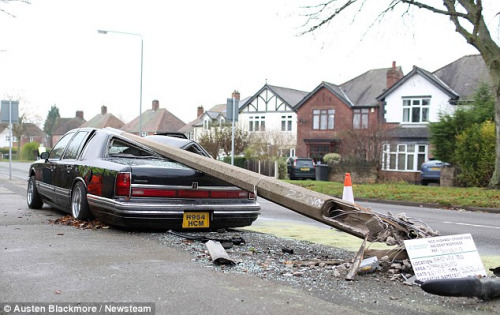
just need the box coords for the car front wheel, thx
[71,182,93,220]
[27,175,43,209]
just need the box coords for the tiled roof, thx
[81,113,124,129]
[122,108,185,133]
[377,66,459,102]
[432,54,490,101]
[53,117,86,135]
[384,126,430,140]
[341,66,403,106]
[266,85,309,107]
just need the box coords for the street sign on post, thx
[226,98,239,122]
[1,100,19,123]
[1,100,19,180]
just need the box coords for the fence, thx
[244,159,276,177]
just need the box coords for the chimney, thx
[101,105,107,115]
[76,111,84,120]
[386,61,401,89]
[152,100,159,111]
[232,90,240,100]
[197,106,204,117]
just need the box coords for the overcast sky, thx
[0,0,498,126]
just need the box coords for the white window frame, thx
[402,97,430,123]
[203,118,210,131]
[281,115,293,131]
[382,143,428,171]
[249,116,266,132]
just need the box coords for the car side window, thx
[49,133,75,160]
[62,131,89,160]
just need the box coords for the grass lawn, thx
[286,180,500,209]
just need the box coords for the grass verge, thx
[288,180,500,209]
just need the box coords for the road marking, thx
[443,221,500,229]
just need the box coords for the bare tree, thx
[302,0,500,187]
[1,0,31,17]
[198,126,249,159]
[247,129,296,160]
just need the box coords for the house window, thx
[249,116,266,132]
[402,98,430,123]
[281,115,292,131]
[5,136,18,142]
[203,119,210,130]
[382,143,427,171]
[312,109,334,130]
[353,108,369,129]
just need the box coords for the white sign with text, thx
[404,233,486,282]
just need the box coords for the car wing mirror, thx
[40,152,49,160]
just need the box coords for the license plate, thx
[430,167,440,171]
[300,167,310,171]
[182,212,209,228]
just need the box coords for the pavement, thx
[0,177,363,315]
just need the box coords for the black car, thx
[287,157,316,180]
[27,127,260,229]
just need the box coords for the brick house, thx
[51,111,86,146]
[294,62,403,162]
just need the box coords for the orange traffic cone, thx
[342,173,354,203]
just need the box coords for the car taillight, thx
[210,190,249,198]
[131,188,251,199]
[116,172,131,196]
[293,159,297,167]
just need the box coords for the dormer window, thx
[402,97,430,123]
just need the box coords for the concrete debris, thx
[205,240,235,265]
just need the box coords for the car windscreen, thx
[296,160,313,167]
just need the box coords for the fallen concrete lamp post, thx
[119,130,438,246]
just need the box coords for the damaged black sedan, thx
[27,127,260,229]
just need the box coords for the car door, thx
[55,130,90,209]
[36,132,75,204]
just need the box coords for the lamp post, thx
[98,29,143,136]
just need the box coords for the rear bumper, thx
[87,194,260,230]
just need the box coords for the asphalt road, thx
[0,174,362,314]
[2,161,500,256]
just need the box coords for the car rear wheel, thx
[71,182,93,220]
[421,179,428,186]
[27,175,43,209]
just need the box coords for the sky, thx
[0,0,498,127]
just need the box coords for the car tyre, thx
[71,182,93,220]
[27,175,43,209]
[421,179,428,186]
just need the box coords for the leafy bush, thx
[430,82,494,163]
[0,147,17,155]
[323,153,341,165]
[455,121,495,187]
[277,157,288,179]
[21,142,40,161]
